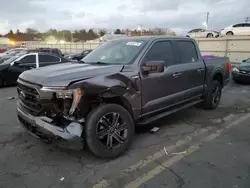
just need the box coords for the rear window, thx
[176,41,198,64]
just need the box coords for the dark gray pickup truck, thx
[16,36,231,158]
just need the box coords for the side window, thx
[233,24,243,28]
[19,55,36,64]
[52,49,59,55]
[143,41,175,67]
[39,55,60,63]
[177,41,198,64]
[243,23,250,27]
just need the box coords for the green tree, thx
[99,29,107,37]
[114,29,121,34]
[87,29,98,40]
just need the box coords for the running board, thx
[138,99,203,125]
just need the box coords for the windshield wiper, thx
[87,61,109,65]
[78,60,86,63]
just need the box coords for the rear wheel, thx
[201,80,222,109]
[85,104,134,158]
[0,76,4,87]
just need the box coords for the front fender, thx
[69,73,142,118]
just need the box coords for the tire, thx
[186,35,190,38]
[226,31,234,36]
[201,80,222,109]
[85,104,135,159]
[207,33,214,38]
[0,76,4,87]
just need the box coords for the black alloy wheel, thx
[85,104,134,158]
[212,84,221,106]
[96,112,128,149]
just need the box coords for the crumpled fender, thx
[69,73,139,97]
[69,72,142,118]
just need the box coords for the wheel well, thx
[206,33,213,37]
[213,73,223,87]
[226,31,234,35]
[102,96,134,119]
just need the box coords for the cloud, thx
[0,0,249,34]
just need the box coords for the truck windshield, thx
[82,39,148,65]
[1,56,19,65]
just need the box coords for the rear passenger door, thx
[38,54,61,67]
[173,40,206,100]
[140,40,183,114]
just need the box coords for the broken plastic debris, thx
[171,151,187,155]
[164,147,168,155]
[150,127,160,133]
[60,177,65,181]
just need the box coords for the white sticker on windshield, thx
[126,42,142,46]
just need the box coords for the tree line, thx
[0,28,176,42]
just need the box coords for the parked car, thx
[16,36,230,158]
[186,28,219,38]
[0,52,69,86]
[100,34,129,42]
[0,48,25,57]
[221,23,250,36]
[232,58,250,83]
[38,48,64,56]
[65,49,92,61]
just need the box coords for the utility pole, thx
[206,12,209,29]
[138,24,143,36]
[245,17,250,23]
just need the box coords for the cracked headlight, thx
[41,87,83,115]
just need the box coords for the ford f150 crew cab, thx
[16,36,231,158]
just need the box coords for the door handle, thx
[197,68,205,72]
[173,72,182,78]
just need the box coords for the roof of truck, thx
[111,36,192,41]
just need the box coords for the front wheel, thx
[85,104,135,158]
[226,31,234,36]
[207,33,214,38]
[201,80,222,109]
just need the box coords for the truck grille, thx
[17,82,42,116]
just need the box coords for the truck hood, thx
[0,64,10,71]
[19,62,124,87]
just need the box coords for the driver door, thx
[7,54,37,83]
[140,40,180,115]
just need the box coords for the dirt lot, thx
[0,81,250,188]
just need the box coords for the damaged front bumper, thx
[17,103,84,142]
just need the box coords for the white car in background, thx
[186,28,219,38]
[221,23,250,36]
[0,48,25,57]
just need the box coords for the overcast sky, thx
[0,0,249,34]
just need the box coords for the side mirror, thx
[242,59,246,62]
[142,61,165,74]
[13,61,20,65]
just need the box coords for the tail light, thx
[227,62,231,72]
